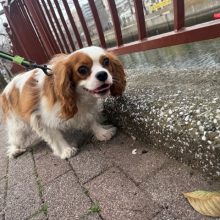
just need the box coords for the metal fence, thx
[3,0,220,67]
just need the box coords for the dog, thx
[0,46,126,159]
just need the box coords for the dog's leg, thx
[6,116,28,158]
[30,115,77,159]
[91,121,117,141]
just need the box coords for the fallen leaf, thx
[183,191,220,217]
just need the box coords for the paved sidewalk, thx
[0,124,219,220]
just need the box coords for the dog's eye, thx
[103,58,110,66]
[78,66,89,75]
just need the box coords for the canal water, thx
[119,37,220,71]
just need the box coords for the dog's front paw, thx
[60,147,78,159]
[7,146,26,158]
[95,126,117,141]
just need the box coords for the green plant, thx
[88,204,101,214]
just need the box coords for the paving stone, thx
[0,178,6,213]
[0,156,7,181]
[8,152,35,188]
[85,167,160,220]
[0,178,6,194]
[0,155,7,181]
[99,132,169,184]
[140,162,216,220]
[29,211,47,220]
[43,171,92,220]
[69,143,112,184]
[152,200,215,220]
[79,214,102,220]
[34,153,71,186]
[0,127,8,181]
[0,193,4,213]
[151,209,178,220]
[5,177,41,220]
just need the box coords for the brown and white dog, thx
[0,46,126,159]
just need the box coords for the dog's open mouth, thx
[84,84,111,95]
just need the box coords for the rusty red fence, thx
[3,0,220,68]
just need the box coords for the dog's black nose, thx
[96,71,108,82]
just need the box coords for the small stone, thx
[132,149,137,155]
[196,109,200,114]
[185,115,190,121]
[202,136,206,141]
[199,126,204,132]
[197,121,201,126]
[207,132,218,141]
[131,136,136,141]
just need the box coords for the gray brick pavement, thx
[43,171,93,220]
[69,143,112,184]
[0,128,219,220]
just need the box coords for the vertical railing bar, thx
[54,0,76,51]
[88,0,106,48]
[4,6,29,58]
[133,0,147,40]
[20,0,48,56]
[13,0,49,62]
[34,0,61,54]
[41,0,64,52]
[46,0,71,53]
[107,0,123,47]
[17,0,42,51]
[24,0,54,57]
[73,0,92,46]
[173,0,185,31]
[61,0,83,48]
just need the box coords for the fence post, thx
[173,0,185,31]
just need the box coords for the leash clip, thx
[30,63,52,76]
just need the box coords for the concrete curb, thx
[104,68,220,178]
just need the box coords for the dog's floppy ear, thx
[108,52,126,96]
[50,54,78,119]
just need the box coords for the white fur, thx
[78,46,113,91]
[3,46,117,159]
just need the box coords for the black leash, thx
[0,51,52,76]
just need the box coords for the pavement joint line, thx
[137,160,172,187]
[149,207,165,220]
[82,164,114,185]
[114,164,142,188]
[43,168,73,187]
[67,160,104,220]
[31,151,48,219]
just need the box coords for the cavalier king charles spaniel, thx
[0,46,126,159]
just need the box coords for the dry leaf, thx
[183,191,220,217]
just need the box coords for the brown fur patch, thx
[43,76,57,110]
[46,52,93,120]
[0,94,10,120]
[1,71,40,121]
[20,72,39,119]
[101,53,126,96]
